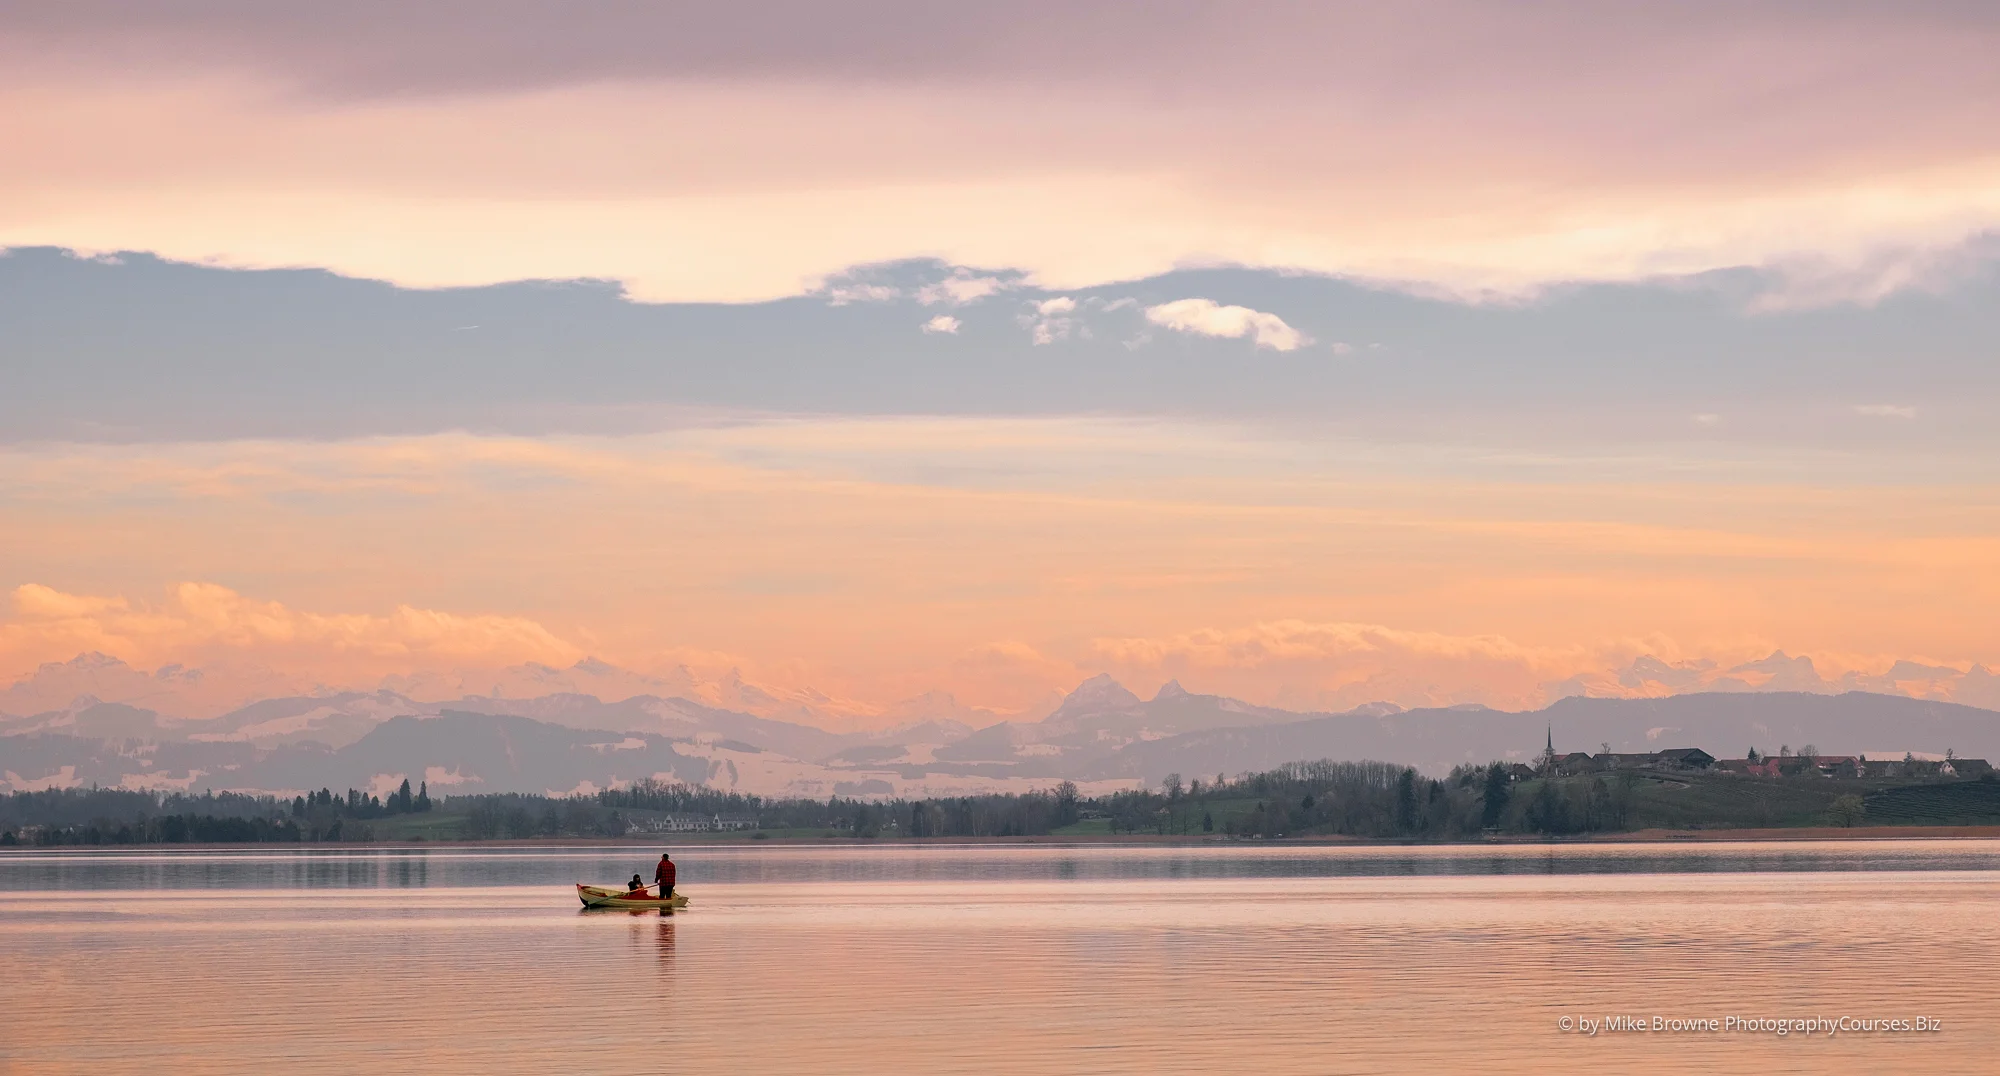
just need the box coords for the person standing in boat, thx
[653,853,676,898]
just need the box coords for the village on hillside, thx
[1512,736,1992,783]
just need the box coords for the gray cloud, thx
[3,246,1998,463]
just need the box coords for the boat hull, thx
[577,883,690,910]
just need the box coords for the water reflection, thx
[580,905,678,918]
[652,918,675,973]
[7,839,2000,892]
[3,845,1998,1074]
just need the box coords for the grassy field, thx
[1613,772,2000,830]
[1623,773,1844,829]
[354,812,473,841]
[1864,781,2000,826]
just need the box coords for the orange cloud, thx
[1,582,580,685]
[1090,619,1626,712]
[4,423,1999,722]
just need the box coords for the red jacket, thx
[654,859,676,889]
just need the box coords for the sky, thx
[3,2,1999,723]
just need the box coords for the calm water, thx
[5,841,1999,1074]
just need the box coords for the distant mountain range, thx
[0,651,1020,736]
[1079,692,2000,782]
[7,658,1999,798]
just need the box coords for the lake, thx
[4,840,1999,1074]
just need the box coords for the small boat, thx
[576,883,690,910]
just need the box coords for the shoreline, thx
[9,825,2000,853]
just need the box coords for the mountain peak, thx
[1727,650,1829,692]
[1046,674,1141,722]
[23,652,134,681]
[1153,679,1189,701]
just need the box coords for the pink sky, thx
[4,4,1999,722]
[5,4,2000,300]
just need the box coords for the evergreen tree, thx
[1481,762,1511,829]
[1527,778,1569,834]
[1394,768,1419,832]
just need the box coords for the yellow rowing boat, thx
[576,883,690,910]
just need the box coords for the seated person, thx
[626,874,648,895]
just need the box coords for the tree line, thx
[280,780,433,841]
[2,776,438,846]
[0,757,1802,846]
[2,789,303,846]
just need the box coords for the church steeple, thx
[1538,725,1559,774]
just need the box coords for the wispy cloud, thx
[1743,238,2000,312]
[1144,298,1308,351]
[823,281,900,306]
[1854,404,1917,418]
[918,273,1008,305]
[921,314,961,334]
[815,264,1023,308]
[1021,296,1079,345]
